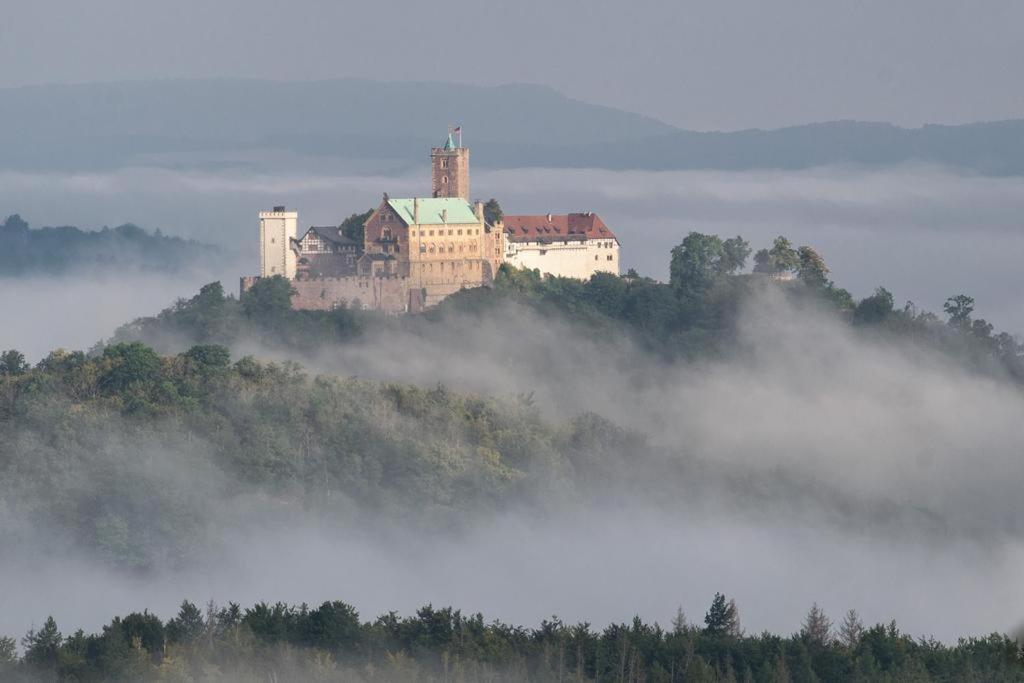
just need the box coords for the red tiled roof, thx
[502,213,617,243]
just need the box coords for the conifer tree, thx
[838,609,864,650]
[801,603,832,645]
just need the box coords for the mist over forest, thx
[4,211,1024,681]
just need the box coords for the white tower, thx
[259,206,298,279]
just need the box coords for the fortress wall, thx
[241,275,413,314]
[291,276,411,313]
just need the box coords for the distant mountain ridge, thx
[1,78,1023,174]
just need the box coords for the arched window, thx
[448,243,455,253]
[382,226,392,240]
[429,243,436,254]
[442,176,448,185]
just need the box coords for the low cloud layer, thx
[2,163,1022,331]
[5,287,1024,644]
[3,164,1024,647]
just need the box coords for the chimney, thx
[474,201,484,221]
[413,198,420,224]
[442,208,448,224]
[546,213,552,222]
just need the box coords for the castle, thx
[243,129,620,313]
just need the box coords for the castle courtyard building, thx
[502,212,619,280]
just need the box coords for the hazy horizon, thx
[3,0,1024,131]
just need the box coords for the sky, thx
[2,0,1023,130]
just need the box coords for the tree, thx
[100,342,162,392]
[797,246,829,287]
[801,603,832,645]
[853,287,894,325]
[721,236,752,274]
[166,600,205,645]
[22,616,62,669]
[302,601,361,652]
[0,635,15,664]
[752,248,773,273]
[183,344,231,370]
[340,209,374,244]
[483,198,504,225]
[757,236,802,276]
[0,349,28,376]
[670,232,724,297]
[241,275,296,318]
[671,607,689,636]
[110,611,166,660]
[838,609,863,650]
[943,294,974,329]
[703,593,739,637]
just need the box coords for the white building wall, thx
[259,209,298,279]
[505,239,619,280]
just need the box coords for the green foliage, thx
[944,294,975,329]
[166,601,204,645]
[703,592,739,637]
[339,208,373,244]
[669,232,726,298]
[0,349,28,376]
[8,596,1021,681]
[22,616,62,670]
[483,198,504,224]
[241,275,296,318]
[0,636,16,664]
[854,287,895,325]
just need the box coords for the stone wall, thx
[241,275,416,314]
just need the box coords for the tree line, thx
[3,593,1021,682]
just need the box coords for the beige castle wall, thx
[505,239,620,280]
[290,276,412,313]
[242,275,413,314]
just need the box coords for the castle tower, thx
[431,127,469,201]
[258,205,298,279]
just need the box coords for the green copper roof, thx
[443,133,455,150]
[388,198,479,225]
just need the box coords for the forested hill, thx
[2,79,1024,174]
[0,214,221,275]
[108,232,1024,386]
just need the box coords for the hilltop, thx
[0,214,222,276]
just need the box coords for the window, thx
[448,244,454,253]
[448,229,453,236]
[607,255,613,261]
[429,243,436,253]
[457,229,463,235]
[429,230,434,236]
[594,255,598,261]
[420,244,427,253]
[442,176,448,184]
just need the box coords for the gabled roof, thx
[387,198,480,225]
[296,226,360,247]
[502,213,617,243]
